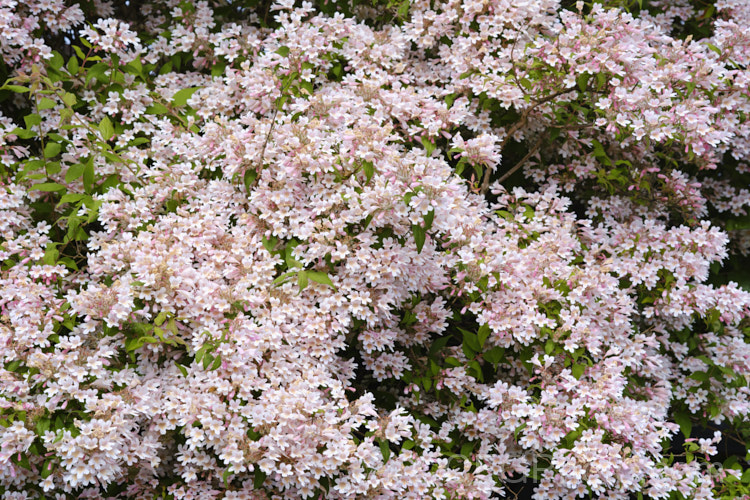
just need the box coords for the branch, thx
[479,86,576,195]
[257,106,279,172]
[495,135,545,186]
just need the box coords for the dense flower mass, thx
[1,0,750,498]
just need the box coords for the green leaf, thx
[99,116,115,141]
[43,244,59,265]
[176,363,188,377]
[194,345,207,363]
[154,326,168,343]
[210,355,222,371]
[298,270,309,291]
[379,439,391,462]
[5,360,23,372]
[514,423,527,440]
[24,114,41,128]
[85,62,108,85]
[253,469,266,489]
[211,62,227,77]
[38,97,56,110]
[724,455,740,471]
[362,161,374,183]
[124,58,142,76]
[171,87,200,107]
[67,55,79,75]
[48,162,63,179]
[158,59,173,75]
[674,411,692,438]
[83,161,95,192]
[397,0,409,18]
[461,341,476,359]
[35,417,50,436]
[125,337,144,352]
[726,215,750,231]
[576,72,589,92]
[571,363,586,380]
[423,209,435,230]
[460,441,476,458]
[421,136,436,156]
[154,311,169,326]
[43,142,62,158]
[412,224,426,253]
[460,328,481,352]
[445,356,461,367]
[483,346,505,364]
[29,183,66,192]
[10,127,35,139]
[262,236,277,254]
[477,324,490,348]
[243,169,257,193]
[545,339,555,355]
[709,404,721,419]
[429,336,451,355]
[49,51,64,70]
[284,241,302,268]
[125,137,150,148]
[40,459,55,479]
[61,92,77,107]
[65,163,86,182]
[307,271,334,288]
[276,46,290,57]
[467,360,483,382]
[275,94,289,111]
[591,140,606,159]
[72,45,86,60]
[595,72,607,90]
[2,85,29,93]
[146,102,169,115]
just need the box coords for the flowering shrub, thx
[1,0,750,498]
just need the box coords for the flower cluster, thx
[0,0,749,499]
[0,0,83,69]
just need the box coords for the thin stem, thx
[257,107,279,173]
[48,84,138,177]
[255,70,297,173]
[479,86,577,195]
[495,135,545,186]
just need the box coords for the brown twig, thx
[479,86,577,195]
[257,106,279,172]
[256,67,298,173]
[479,117,526,195]
[495,135,545,186]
